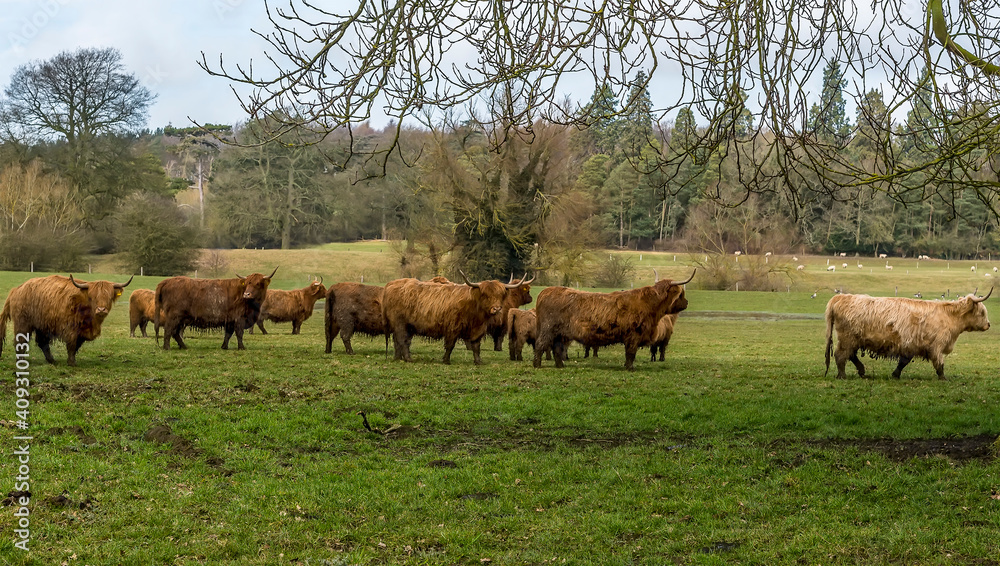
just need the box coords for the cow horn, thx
[113,275,134,289]
[505,273,533,288]
[267,266,279,279]
[672,269,696,286]
[235,273,245,280]
[508,273,514,284]
[654,269,659,283]
[318,275,324,285]
[973,286,994,302]
[459,270,480,288]
[69,275,89,290]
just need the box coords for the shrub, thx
[593,254,636,288]
[113,193,201,276]
[0,227,88,272]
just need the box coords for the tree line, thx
[1,48,998,287]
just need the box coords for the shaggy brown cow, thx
[156,268,277,351]
[0,274,132,366]
[129,288,157,338]
[383,272,522,364]
[324,282,385,354]
[649,313,680,362]
[533,271,694,370]
[488,275,533,351]
[254,278,326,334]
[824,290,991,379]
[507,308,537,361]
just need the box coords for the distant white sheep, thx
[827,265,836,272]
[797,265,805,271]
[879,253,887,259]
[972,266,977,273]
[842,263,848,268]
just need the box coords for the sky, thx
[0,0,277,130]
[0,0,931,136]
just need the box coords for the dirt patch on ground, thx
[47,425,97,445]
[844,435,998,463]
[144,424,201,458]
[143,424,234,475]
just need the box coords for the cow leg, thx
[892,356,912,379]
[624,348,638,371]
[235,326,247,350]
[470,339,484,365]
[341,324,356,355]
[391,325,410,361]
[173,325,188,349]
[553,338,567,368]
[255,318,267,335]
[325,322,339,354]
[34,332,56,365]
[291,319,302,335]
[493,331,504,352]
[139,321,148,338]
[66,336,85,367]
[442,336,458,364]
[832,345,850,379]
[221,323,235,349]
[930,355,947,380]
[533,339,548,368]
[848,353,866,378]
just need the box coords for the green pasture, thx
[0,257,999,565]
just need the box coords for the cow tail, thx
[824,303,835,377]
[508,311,517,344]
[0,299,9,358]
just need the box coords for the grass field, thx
[1,251,999,565]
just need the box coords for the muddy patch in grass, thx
[851,435,997,463]
[143,424,233,475]
[48,425,98,445]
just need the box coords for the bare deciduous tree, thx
[201,1,1000,217]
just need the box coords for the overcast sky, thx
[0,0,277,130]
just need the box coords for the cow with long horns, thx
[0,274,132,365]
[488,275,534,351]
[253,277,326,334]
[825,289,992,379]
[533,270,694,370]
[382,272,532,364]
[155,268,277,350]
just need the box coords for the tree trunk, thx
[281,166,294,250]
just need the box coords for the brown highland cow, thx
[129,288,157,338]
[324,282,386,354]
[254,278,326,334]
[155,268,276,351]
[0,274,132,366]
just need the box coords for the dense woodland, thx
[1,49,999,288]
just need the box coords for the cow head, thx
[460,270,507,316]
[70,274,132,323]
[648,269,695,317]
[957,287,992,331]
[308,276,327,300]
[503,273,535,309]
[236,267,278,304]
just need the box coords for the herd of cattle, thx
[0,269,992,378]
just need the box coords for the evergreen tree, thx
[809,60,851,146]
